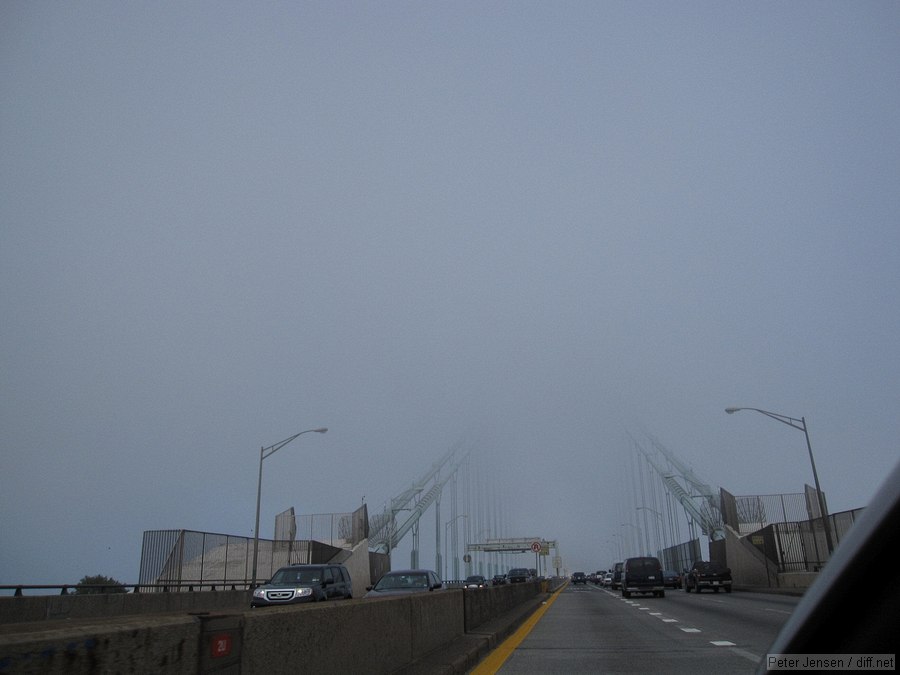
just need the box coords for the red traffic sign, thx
[210,633,233,659]
[530,541,541,553]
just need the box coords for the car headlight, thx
[295,587,312,597]
[252,588,265,599]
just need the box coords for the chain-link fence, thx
[139,508,367,591]
[720,488,813,535]
[659,539,702,573]
[749,507,863,573]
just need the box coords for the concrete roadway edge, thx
[396,583,568,675]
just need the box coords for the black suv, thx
[571,572,587,584]
[684,560,732,593]
[621,556,665,598]
[507,568,532,583]
[251,564,353,607]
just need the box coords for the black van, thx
[621,556,665,598]
[251,564,353,607]
[611,561,624,589]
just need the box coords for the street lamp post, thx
[725,407,834,555]
[251,427,328,586]
[620,523,642,557]
[610,533,623,561]
[444,514,468,581]
[637,506,665,553]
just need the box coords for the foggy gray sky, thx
[2,1,899,584]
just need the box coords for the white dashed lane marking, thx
[611,589,745,653]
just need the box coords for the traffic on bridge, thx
[475,578,797,674]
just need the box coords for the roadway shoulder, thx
[395,592,550,675]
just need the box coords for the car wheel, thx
[714,587,720,593]
[659,591,665,598]
[622,590,630,598]
[725,587,731,593]
[685,584,691,592]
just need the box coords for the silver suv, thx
[251,564,353,607]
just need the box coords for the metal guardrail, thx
[0,581,256,597]
[0,579,506,597]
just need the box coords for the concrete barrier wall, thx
[0,589,251,625]
[0,614,202,674]
[463,581,542,631]
[0,583,545,674]
[243,591,465,674]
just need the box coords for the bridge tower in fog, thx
[632,433,725,542]
[368,441,470,573]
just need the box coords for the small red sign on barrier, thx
[210,633,233,658]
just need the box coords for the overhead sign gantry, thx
[466,537,557,554]
[466,537,561,576]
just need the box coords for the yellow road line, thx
[470,583,568,675]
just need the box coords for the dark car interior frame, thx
[761,459,900,671]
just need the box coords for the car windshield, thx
[509,569,527,575]
[466,576,484,582]
[697,562,726,573]
[374,573,429,590]
[270,568,321,585]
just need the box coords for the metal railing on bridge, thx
[0,581,254,597]
[139,508,365,591]
[750,507,862,573]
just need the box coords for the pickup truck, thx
[684,560,732,593]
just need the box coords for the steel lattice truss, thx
[633,433,725,541]
[368,442,469,554]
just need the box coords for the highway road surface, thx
[473,582,798,674]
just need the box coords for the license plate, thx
[711,581,719,585]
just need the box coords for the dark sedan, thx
[364,569,443,598]
[662,569,682,588]
[464,574,487,588]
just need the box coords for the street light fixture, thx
[636,506,665,552]
[636,506,664,521]
[444,514,468,581]
[620,522,642,556]
[251,427,328,586]
[725,407,834,555]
